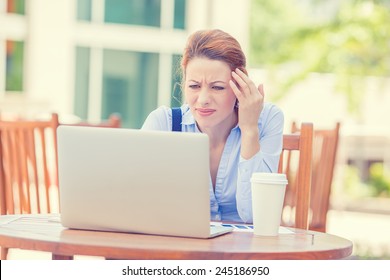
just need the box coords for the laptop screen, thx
[57,126,216,238]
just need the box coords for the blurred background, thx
[1,0,389,259]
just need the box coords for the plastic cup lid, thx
[250,172,288,185]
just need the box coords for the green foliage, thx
[6,41,24,92]
[368,163,390,197]
[250,0,390,114]
[343,165,373,197]
[250,0,305,66]
[343,163,390,198]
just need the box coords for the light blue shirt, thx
[141,103,284,223]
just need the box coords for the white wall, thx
[187,0,250,54]
[209,0,250,55]
[26,0,75,115]
[249,68,390,132]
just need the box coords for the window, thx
[6,0,25,15]
[74,47,91,119]
[171,54,182,107]
[174,0,186,29]
[6,40,24,92]
[74,0,187,127]
[104,0,161,27]
[77,0,92,21]
[76,0,187,28]
[102,50,159,128]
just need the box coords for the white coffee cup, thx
[250,172,288,236]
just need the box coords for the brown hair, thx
[181,29,247,79]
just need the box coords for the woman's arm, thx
[235,104,284,223]
[229,68,264,160]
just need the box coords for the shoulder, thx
[141,106,171,130]
[262,102,283,116]
[260,103,284,123]
[142,105,191,130]
[258,103,284,133]
[146,105,173,120]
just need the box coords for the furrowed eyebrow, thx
[187,80,227,85]
[210,81,227,85]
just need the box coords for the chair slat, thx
[290,122,340,232]
[0,130,5,215]
[19,128,31,213]
[279,123,314,230]
[39,127,51,213]
[28,129,41,213]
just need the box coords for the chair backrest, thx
[0,113,60,214]
[0,112,121,260]
[291,122,340,232]
[278,122,313,230]
[67,114,121,128]
[0,112,123,215]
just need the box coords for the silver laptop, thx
[57,125,232,238]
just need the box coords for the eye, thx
[188,84,200,89]
[212,86,225,91]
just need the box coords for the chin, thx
[195,119,213,129]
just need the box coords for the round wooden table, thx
[0,214,353,260]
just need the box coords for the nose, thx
[197,87,211,106]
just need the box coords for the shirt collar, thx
[181,104,242,133]
[181,104,195,125]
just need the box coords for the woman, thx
[142,29,284,223]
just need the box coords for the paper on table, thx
[211,222,294,234]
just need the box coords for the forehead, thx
[185,57,231,81]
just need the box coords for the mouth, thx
[196,108,215,116]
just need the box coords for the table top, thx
[0,214,353,260]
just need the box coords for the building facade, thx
[0,0,250,127]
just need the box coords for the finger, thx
[258,84,265,98]
[235,68,252,84]
[229,80,243,100]
[233,69,257,96]
[231,71,249,96]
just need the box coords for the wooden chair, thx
[0,113,60,216]
[279,122,314,230]
[291,122,340,232]
[68,113,121,128]
[0,112,121,259]
[0,113,60,259]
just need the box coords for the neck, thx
[199,113,238,147]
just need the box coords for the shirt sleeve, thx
[141,106,171,131]
[236,104,284,223]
